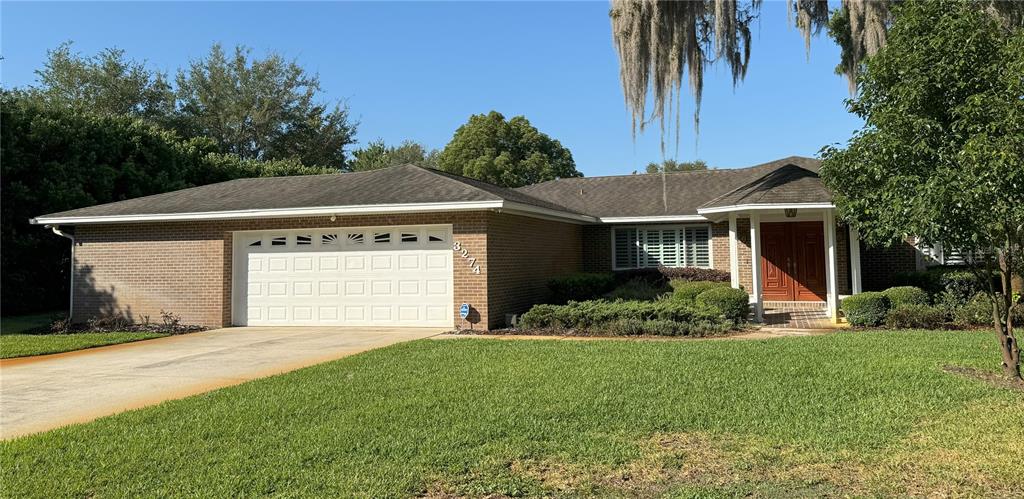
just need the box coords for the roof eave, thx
[696,202,835,215]
[31,200,597,226]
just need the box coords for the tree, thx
[645,159,708,174]
[350,139,439,172]
[819,1,1023,380]
[0,91,333,315]
[31,41,175,123]
[437,111,581,187]
[609,0,1023,149]
[175,44,356,169]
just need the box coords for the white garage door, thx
[233,225,454,327]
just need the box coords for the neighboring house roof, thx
[515,156,824,219]
[32,164,591,224]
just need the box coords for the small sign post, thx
[459,303,471,331]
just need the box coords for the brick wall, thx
[581,225,612,272]
[486,213,583,328]
[72,212,489,329]
[860,240,918,291]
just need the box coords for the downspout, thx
[47,225,75,321]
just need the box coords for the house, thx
[31,156,918,330]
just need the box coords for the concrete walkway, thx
[0,327,442,440]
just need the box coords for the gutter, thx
[46,225,75,321]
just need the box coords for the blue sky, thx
[1,1,862,176]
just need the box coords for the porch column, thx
[849,226,863,294]
[728,213,740,289]
[824,210,839,322]
[749,212,763,322]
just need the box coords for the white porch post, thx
[749,212,763,322]
[849,226,863,295]
[728,213,739,289]
[824,210,839,322]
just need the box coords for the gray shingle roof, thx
[515,156,824,218]
[35,164,580,220]
[698,163,832,210]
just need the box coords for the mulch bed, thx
[943,365,1024,391]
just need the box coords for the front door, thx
[760,222,826,301]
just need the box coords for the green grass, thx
[0,312,60,334]
[0,332,168,359]
[2,331,1022,497]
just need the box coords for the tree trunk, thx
[993,248,1022,381]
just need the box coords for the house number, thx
[452,241,481,274]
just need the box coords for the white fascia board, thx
[598,215,709,224]
[696,203,835,215]
[31,201,506,225]
[31,200,598,225]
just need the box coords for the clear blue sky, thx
[1,1,862,176]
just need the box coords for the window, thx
[321,233,339,246]
[612,226,711,270]
[426,230,446,243]
[296,235,312,246]
[346,232,364,245]
[248,240,262,247]
[271,236,287,246]
[400,232,418,243]
[373,232,391,244]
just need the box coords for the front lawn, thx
[2,331,1022,497]
[0,332,167,359]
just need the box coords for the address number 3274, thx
[452,241,481,275]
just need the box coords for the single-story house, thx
[31,156,919,330]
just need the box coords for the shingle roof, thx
[698,163,832,210]
[515,156,824,218]
[35,164,581,220]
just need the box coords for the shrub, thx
[613,267,730,287]
[882,286,929,308]
[952,293,993,327]
[670,280,728,303]
[547,273,616,304]
[695,287,750,324]
[841,292,890,327]
[518,299,730,336]
[603,277,671,302]
[885,305,946,329]
[939,271,985,307]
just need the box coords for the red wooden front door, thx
[760,222,826,301]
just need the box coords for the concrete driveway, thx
[0,327,443,440]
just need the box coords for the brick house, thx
[32,156,917,330]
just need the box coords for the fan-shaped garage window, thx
[346,232,364,245]
[271,236,287,246]
[400,232,418,243]
[373,232,391,244]
[296,235,312,246]
[321,233,340,246]
[248,239,262,247]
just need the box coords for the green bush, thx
[547,273,616,304]
[603,277,671,302]
[841,292,890,327]
[882,286,929,307]
[670,280,728,303]
[939,271,985,307]
[518,299,730,336]
[695,287,750,324]
[884,305,946,329]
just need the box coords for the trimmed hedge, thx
[885,305,946,329]
[670,280,728,303]
[695,287,750,324]
[547,273,616,304]
[603,277,671,302]
[613,267,730,286]
[518,299,729,336]
[883,286,929,308]
[842,292,890,327]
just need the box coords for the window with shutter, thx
[612,226,711,270]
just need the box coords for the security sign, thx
[459,303,470,319]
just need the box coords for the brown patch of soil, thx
[943,365,1024,391]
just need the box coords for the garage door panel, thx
[238,226,453,327]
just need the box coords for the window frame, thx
[610,224,713,271]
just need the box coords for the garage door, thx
[233,225,454,327]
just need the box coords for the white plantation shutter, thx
[612,226,710,270]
